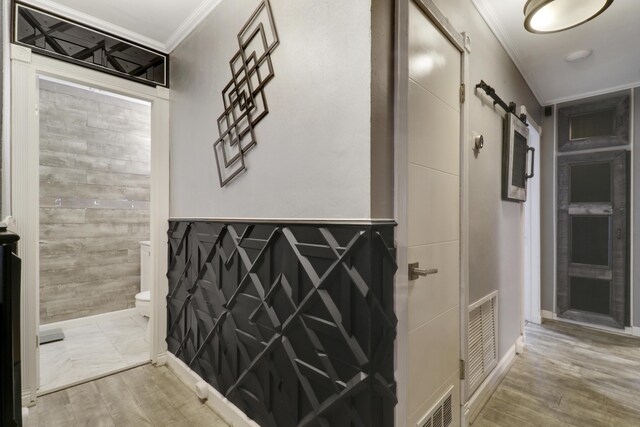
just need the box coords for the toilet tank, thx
[140,241,151,292]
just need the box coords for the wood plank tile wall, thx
[39,80,151,324]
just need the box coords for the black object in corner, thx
[0,231,22,427]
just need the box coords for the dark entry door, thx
[557,150,628,328]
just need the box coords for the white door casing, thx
[401,2,467,426]
[523,115,542,327]
[10,44,170,406]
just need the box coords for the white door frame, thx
[522,107,542,328]
[9,44,170,406]
[394,1,470,425]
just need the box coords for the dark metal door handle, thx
[526,146,535,179]
[617,228,622,239]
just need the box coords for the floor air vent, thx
[417,385,454,427]
[468,291,498,395]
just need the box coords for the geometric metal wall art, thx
[14,2,168,87]
[167,219,398,426]
[214,0,280,187]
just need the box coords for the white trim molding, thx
[463,343,517,425]
[540,310,554,320]
[166,353,259,427]
[165,0,223,52]
[11,43,39,407]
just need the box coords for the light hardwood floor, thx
[474,320,640,426]
[24,364,229,427]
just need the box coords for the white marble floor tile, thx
[39,312,151,394]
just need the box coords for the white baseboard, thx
[464,343,517,424]
[166,353,259,427]
[530,314,542,325]
[632,327,640,337]
[515,336,525,354]
[39,308,138,332]
[540,310,554,320]
[153,351,167,366]
[22,390,35,407]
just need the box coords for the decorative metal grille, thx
[14,2,168,87]
[167,220,397,426]
[213,0,280,187]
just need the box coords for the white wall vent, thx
[468,291,498,395]
[416,385,454,427]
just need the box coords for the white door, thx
[406,2,462,426]
[523,126,541,325]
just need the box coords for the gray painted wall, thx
[39,80,151,324]
[169,0,392,219]
[170,0,541,360]
[430,0,541,360]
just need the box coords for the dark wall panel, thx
[167,220,397,427]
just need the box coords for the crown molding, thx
[471,0,544,105]
[165,0,223,52]
[21,0,167,52]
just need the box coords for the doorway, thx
[557,150,629,328]
[37,77,152,393]
[10,45,169,406]
[555,91,631,330]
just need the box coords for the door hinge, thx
[460,83,466,104]
[460,359,465,379]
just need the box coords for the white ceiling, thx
[21,0,223,53]
[21,0,640,104]
[473,0,640,105]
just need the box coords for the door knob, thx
[408,262,438,281]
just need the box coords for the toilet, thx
[135,241,151,318]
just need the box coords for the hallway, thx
[474,321,640,426]
[23,364,228,427]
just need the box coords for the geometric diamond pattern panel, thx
[213,0,280,187]
[167,220,397,427]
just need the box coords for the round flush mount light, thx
[565,49,593,62]
[524,0,614,34]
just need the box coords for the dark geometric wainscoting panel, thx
[167,220,397,427]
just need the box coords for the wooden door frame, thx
[394,0,470,425]
[556,149,629,329]
[9,44,170,406]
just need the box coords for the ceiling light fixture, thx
[524,0,614,34]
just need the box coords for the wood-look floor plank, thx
[67,382,115,427]
[24,365,229,427]
[144,364,227,426]
[93,371,153,426]
[118,365,193,427]
[474,320,640,426]
[25,390,78,427]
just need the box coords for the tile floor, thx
[39,311,150,394]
